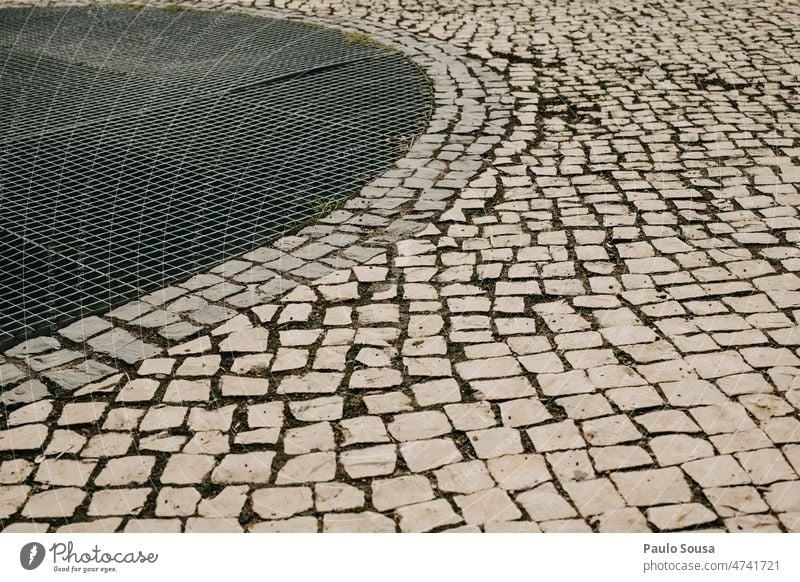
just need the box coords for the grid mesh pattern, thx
[0,5,431,347]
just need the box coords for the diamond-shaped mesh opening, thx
[0,5,432,347]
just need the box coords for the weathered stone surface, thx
[276,452,337,484]
[211,452,276,484]
[252,487,313,520]
[400,438,463,472]
[372,475,435,511]
[0,424,48,451]
[340,445,397,479]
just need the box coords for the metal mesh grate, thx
[0,5,431,347]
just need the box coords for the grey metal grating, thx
[0,5,431,347]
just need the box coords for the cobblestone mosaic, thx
[1,0,799,533]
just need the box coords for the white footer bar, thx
[1,533,797,582]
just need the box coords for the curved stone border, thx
[0,0,511,397]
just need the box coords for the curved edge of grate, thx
[0,4,434,348]
[0,0,512,407]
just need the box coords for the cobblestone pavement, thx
[1,0,800,533]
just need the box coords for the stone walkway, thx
[1,0,799,533]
